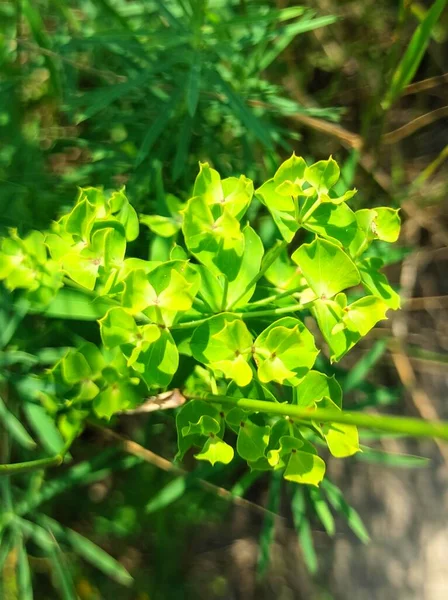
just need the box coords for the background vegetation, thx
[1,1,447,598]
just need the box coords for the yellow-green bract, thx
[0,154,407,487]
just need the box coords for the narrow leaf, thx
[0,396,36,450]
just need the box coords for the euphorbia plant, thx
[1,154,447,484]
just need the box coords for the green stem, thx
[239,303,304,320]
[0,434,76,477]
[171,303,304,330]
[221,276,229,311]
[227,240,288,310]
[187,393,448,440]
[300,195,321,223]
[246,286,304,309]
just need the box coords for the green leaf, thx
[320,399,360,458]
[176,400,222,460]
[344,339,388,392]
[39,515,133,587]
[257,471,282,578]
[374,208,401,242]
[99,308,138,347]
[321,479,370,543]
[212,71,273,149]
[273,153,307,196]
[357,446,430,468]
[302,201,358,247]
[190,314,253,386]
[182,196,245,280]
[61,249,101,291]
[382,0,447,109]
[342,296,389,336]
[17,538,33,600]
[135,87,183,166]
[221,176,254,220]
[255,317,318,385]
[292,238,360,299]
[0,396,36,449]
[255,178,298,242]
[305,157,340,193]
[291,487,318,574]
[146,477,187,514]
[296,371,342,408]
[93,381,140,420]
[259,13,338,71]
[237,419,270,462]
[42,288,111,321]
[122,262,197,322]
[284,449,326,486]
[23,403,65,454]
[358,257,401,310]
[311,298,360,362]
[139,214,181,238]
[132,328,179,389]
[61,349,91,384]
[226,225,264,309]
[194,436,234,466]
[181,415,221,437]
[264,248,303,291]
[193,162,222,203]
[349,208,401,257]
[172,113,193,181]
[309,487,335,536]
[187,51,202,117]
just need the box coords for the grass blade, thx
[48,547,78,600]
[291,487,318,574]
[17,537,33,600]
[257,470,282,579]
[343,339,388,393]
[135,87,184,166]
[0,297,30,349]
[146,476,187,513]
[231,470,262,498]
[37,515,133,587]
[308,487,335,536]
[357,446,430,468]
[259,14,338,71]
[73,56,181,124]
[172,113,194,181]
[15,517,77,599]
[187,52,202,117]
[0,396,36,450]
[23,403,65,455]
[212,70,273,149]
[321,479,370,543]
[382,0,448,109]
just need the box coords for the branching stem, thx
[187,393,448,440]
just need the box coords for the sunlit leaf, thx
[292,238,360,299]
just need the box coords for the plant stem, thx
[239,303,304,320]
[221,276,229,311]
[246,286,304,309]
[300,195,321,223]
[0,433,76,477]
[187,393,448,440]
[171,303,304,330]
